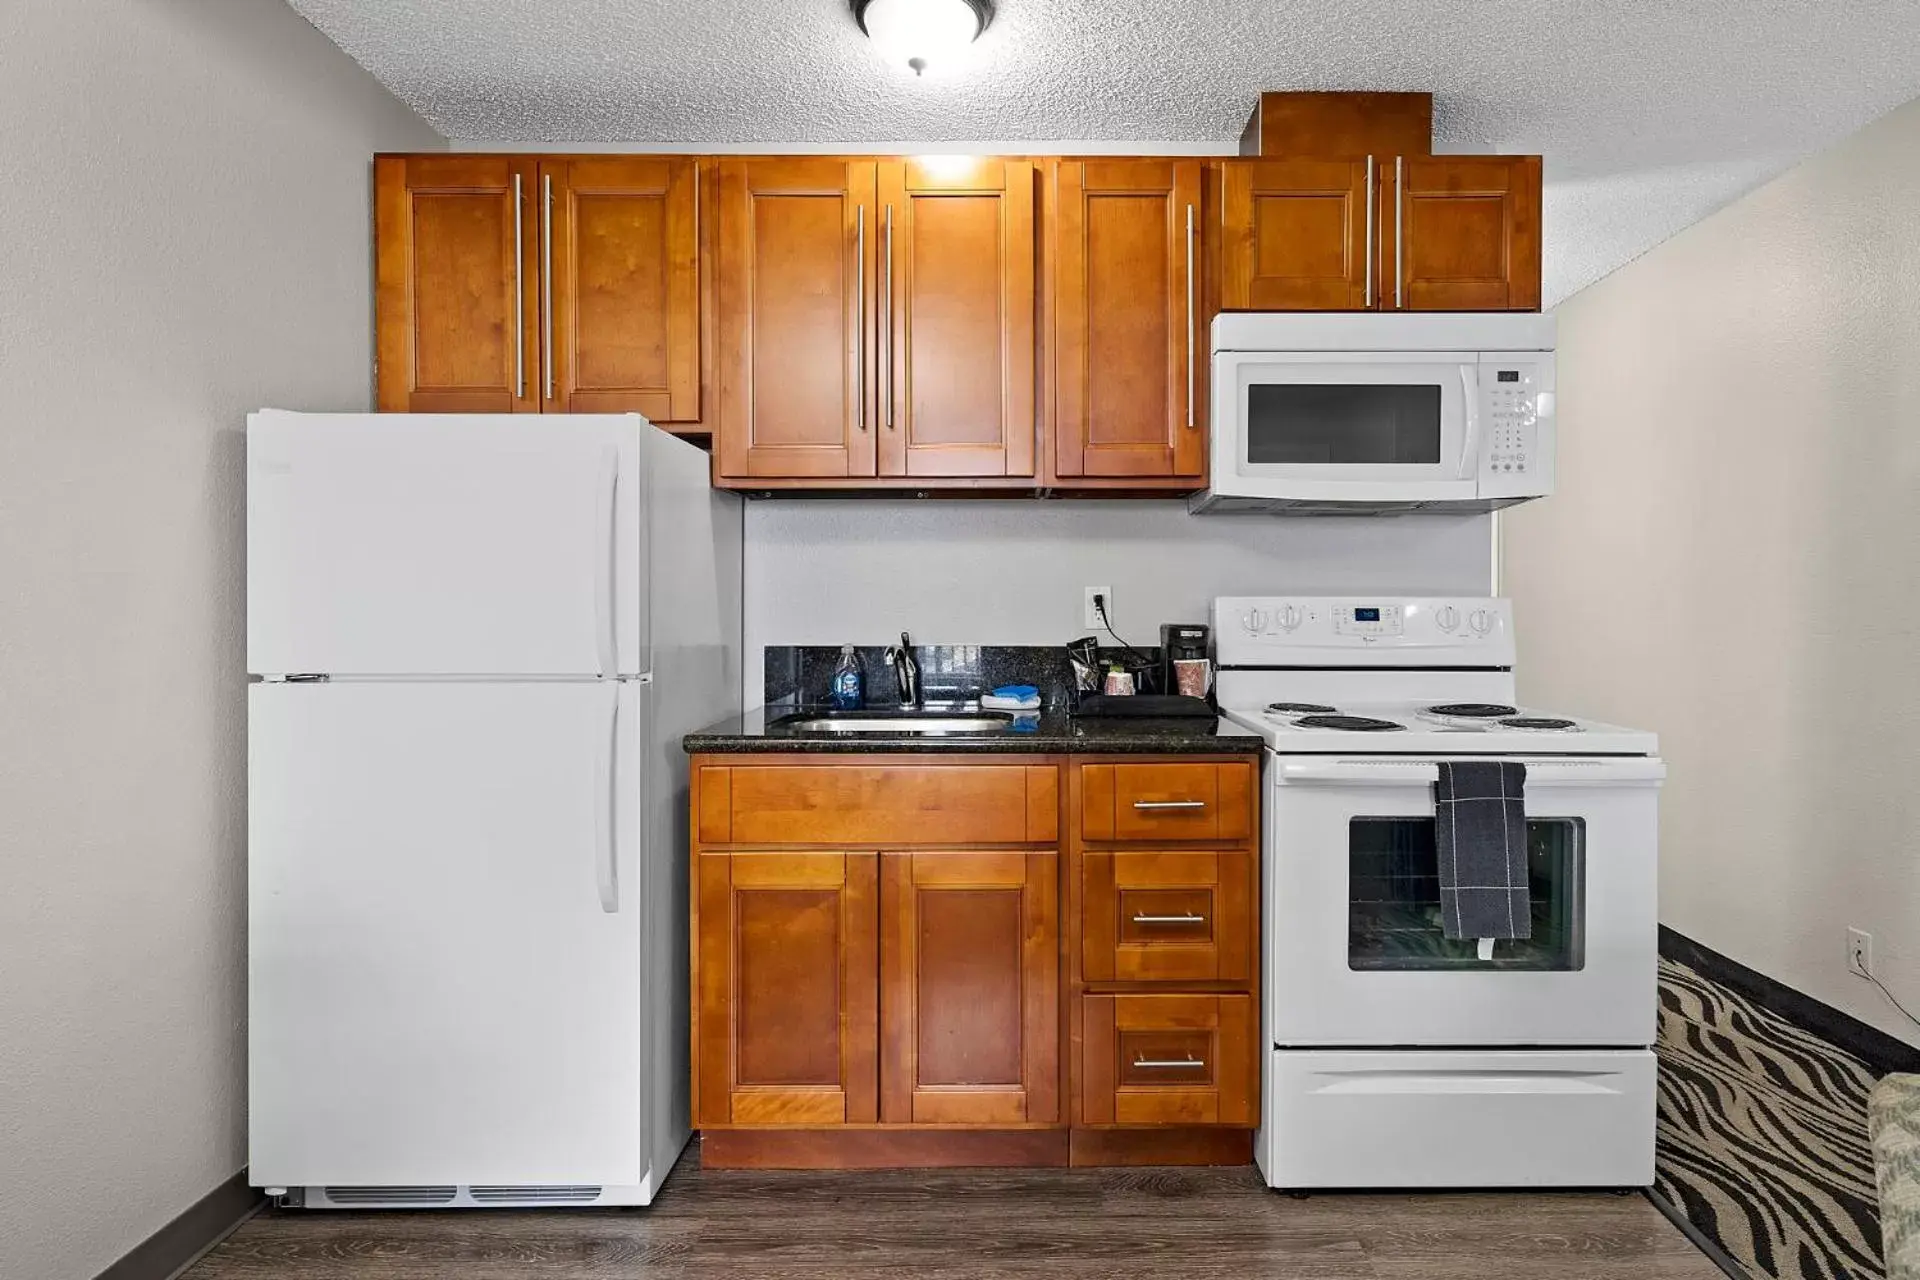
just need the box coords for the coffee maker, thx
[1159,623,1211,699]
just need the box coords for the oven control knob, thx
[1278,604,1304,632]
[1242,608,1268,634]
[1468,609,1493,635]
[1435,606,1459,632]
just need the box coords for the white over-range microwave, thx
[1190,312,1556,515]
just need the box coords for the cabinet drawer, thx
[702,764,1059,846]
[1082,851,1252,983]
[1079,994,1255,1126]
[1080,763,1252,842]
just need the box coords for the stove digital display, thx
[1497,370,1520,382]
[1353,607,1381,622]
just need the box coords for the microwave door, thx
[1219,352,1479,503]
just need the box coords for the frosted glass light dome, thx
[855,0,993,77]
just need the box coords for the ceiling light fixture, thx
[852,0,994,77]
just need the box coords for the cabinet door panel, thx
[1052,161,1204,479]
[697,852,878,1126]
[375,155,538,413]
[1386,156,1541,311]
[881,851,1058,1124]
[879,159,1035,478]
[1221,159,1371,311]
[717,159,876,478]
[544,157,701,419]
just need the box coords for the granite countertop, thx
[683,706,1264,755]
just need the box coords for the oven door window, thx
[1348,817,1585,970]
[1246,383,1444,466]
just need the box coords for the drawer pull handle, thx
[1132,800,1206,810]
[1133,1056,1206,1070]
[1131,913,1207,925]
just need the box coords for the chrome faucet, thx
[886,632,921,709]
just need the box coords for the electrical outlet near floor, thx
[1083,586,1113,630]
[1849,927,1873,979]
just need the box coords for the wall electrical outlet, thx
[1849,927,1873,979]
[1083,586,1113,630]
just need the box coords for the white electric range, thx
[1213,596,1664,1190]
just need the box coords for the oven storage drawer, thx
[1081,763,1253,842]
[1262,1049,1655,1188]
[1079,994,1256,1126]
[1082,850,1253,983]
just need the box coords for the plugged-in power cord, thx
[1091,594,1156,686]
[1865,968,1920,1032]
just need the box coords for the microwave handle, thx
[1458,364,1482,480]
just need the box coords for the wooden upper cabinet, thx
[375,155,538,413]
[696,851,879,1127]
[878,158,1036,479]
[541,157,701,419]
[716,159,876,479]
[1221,159,1373,311]
[1384,155,1542,311]
[1050,160,1205,480]
[880,851,1059,1125]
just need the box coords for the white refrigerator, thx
[246,411,741,1208]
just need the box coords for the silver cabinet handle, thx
[1363,156,1374,308]
[1133,1056,1205,1070]
[884,204,895,430]
[543,174,555,401]
[860,206,867,435]
[1133,799,1206,810]
[1175,202,1190,433]
[1394,155,1404,309]
[1131,913,1207,925]
[513,174,525,399]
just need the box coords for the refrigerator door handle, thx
[593,444,618,678]
[595,684,620,913]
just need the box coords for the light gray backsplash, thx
[743,500,1494,708]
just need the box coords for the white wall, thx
[0,4,441,1277]
[744,502,1493,704]
[1503,96,1920,1047]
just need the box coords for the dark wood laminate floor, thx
[188,1142,1724,1280]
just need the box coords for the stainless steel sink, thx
[771,710,1016,735]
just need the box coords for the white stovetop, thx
[1217,700,1659,756]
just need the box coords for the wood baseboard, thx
[1070,1127,1254,1167]
[700,1129,1071,1169]
[699,1127,1257,1170]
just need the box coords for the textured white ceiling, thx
[288,0,1920,303]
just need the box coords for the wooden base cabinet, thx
[1067,755,1262,1153]
[690,752,1261,1169]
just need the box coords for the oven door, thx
[1213,352,1479,502]
[1267,755,1662,1047]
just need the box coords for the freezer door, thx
[248,412,647,676]
[249,680,645,1187]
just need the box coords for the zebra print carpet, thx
[1656,957,1885,1278]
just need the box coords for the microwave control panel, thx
[1479,353,1555,497]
